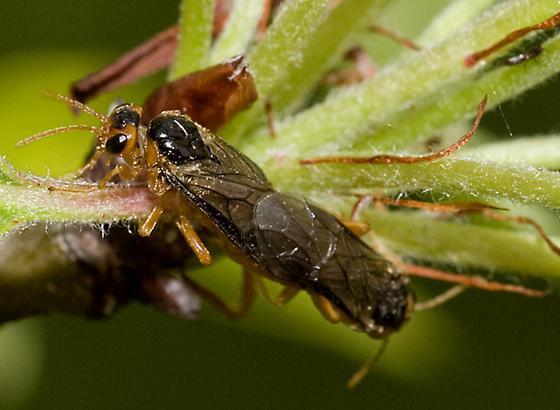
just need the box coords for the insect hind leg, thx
[347,338,390,389]
[182,270,256,321]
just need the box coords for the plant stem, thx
[241,0,559,158]
[265,157,560,208]
[210,0,266,64]
[169,0,215,79]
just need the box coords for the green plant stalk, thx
[241,0,559,159]
[169,0,215,79]
[265,157,560,208]
[417,0,498,46]
[467,135,560,169]
[248,0,330,96]
[354,34,560,151]
[361,208,560,283]
[221,0,330,141]
[271,0,392,113]
[0,183,151,235]
[210,0,266,65]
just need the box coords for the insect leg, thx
[275,285,301,305]
[182,270,256,320]
[138,206,164,237]
[339,219,371,237]
[310,294,344,323]
[347,338,389,390]
[97,164,127,188]
[175,215,212,265]
[9,162,97,192]
[252,274,300,306]
[14,172,97,193]
[321,205,370,236]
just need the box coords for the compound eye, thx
[105,133,129,154]
[110,105,140,129]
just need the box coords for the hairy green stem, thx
[241,0,559,159]
[169,0,215,79]
[210,0,266,64]
[222,0,331,141]
[265,157,560,208]
[362,208,560,284]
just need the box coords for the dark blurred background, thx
[1,1,560,409]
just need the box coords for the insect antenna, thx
[347,338,390,389]
[16,125,100,148]
[42,89,107,121]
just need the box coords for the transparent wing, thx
[162,129,273,248]
[251,192,397,319]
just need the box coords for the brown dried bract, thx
[70,25,180,104]
[141,56,257,130]
[70,0,284,105]
[403,264,549,298]
[370,25,421,51]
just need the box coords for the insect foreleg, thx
[97,164,130,188]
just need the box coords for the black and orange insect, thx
[15,7,557,387]
[20,85,551,388]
